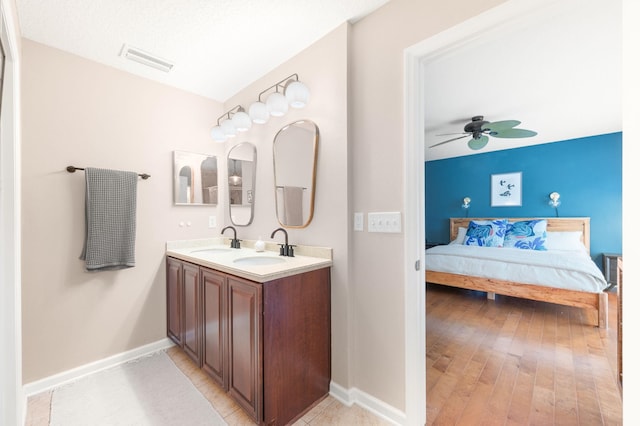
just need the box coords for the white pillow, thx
[449,227,467,244]
[545,231,586,252]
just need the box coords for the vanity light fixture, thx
[461,197,471,217]
[220,118,237,138]
[249,73,310,123]
[548,191,561,217]
[248,101,270,124]
[211,75,310,141]
[210,105,250,143]
[267,91,289,117]
[229,159,242,186]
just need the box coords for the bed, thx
[425,217,609,328]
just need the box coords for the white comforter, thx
[425,244,608,293]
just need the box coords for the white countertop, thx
[166,238,333,283]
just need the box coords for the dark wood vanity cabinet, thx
[201,269,227,387]
[166,256,331,426]
[167,258,201,365]
[166,258,183,347]
[183,262,201,365]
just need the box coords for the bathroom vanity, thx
[166,239,332,426]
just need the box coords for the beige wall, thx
[21,39,223,382]
[222,24,351,386]
[349,0,506,408]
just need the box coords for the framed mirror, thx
[273,120,319,228]
[173,150,218,205]
[228,142,257,226]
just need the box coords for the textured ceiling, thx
[16,0,390,102]
[16,0,621,162]
[424,0,622,161]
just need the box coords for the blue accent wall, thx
[425,132,622,269]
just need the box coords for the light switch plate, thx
[354,212,364,231]
[208,215,217,228]
[368,212,402,233]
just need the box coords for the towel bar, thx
[67,166,150,180]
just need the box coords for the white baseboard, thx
[23,338,174,397]
[329,381,406,425]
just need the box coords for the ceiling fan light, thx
[266,92,288,116]
[220,118,237,137]
[232,110,252,132]
[249,101,269,124]
[210,125,227,143]
[285,81,309,108]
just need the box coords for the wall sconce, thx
[210,105,251,143]
[548,191,561,217]
[461,197,471,217]
[248,73,310,124]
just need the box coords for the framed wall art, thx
[491,172,522,207]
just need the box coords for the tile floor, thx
[25,345,393,425]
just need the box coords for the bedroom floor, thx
[426,283,621,425]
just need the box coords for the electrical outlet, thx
[208,215,216,228]
[368,212,402,233]
[354,212,364,231]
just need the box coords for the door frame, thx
[0,1,23,425]
[402,1,557,424]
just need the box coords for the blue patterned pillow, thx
[503,219,548,250]
[463,219,508,247]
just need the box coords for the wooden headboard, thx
[449,217,591,252]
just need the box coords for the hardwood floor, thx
[426,283,621,425]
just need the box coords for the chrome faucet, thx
[270,227,295,257]
[221,226,241,249]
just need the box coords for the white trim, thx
[402,1,562,425]
[23,339,175,397]
[330,381,405,426]
[402,43,426,426]
[0,1,23,425]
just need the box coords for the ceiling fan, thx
[430,115,538,150]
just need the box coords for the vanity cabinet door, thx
[201,268,227,388]
[227,276,263,423]
[166,258,183,347]
[183,262,201,366]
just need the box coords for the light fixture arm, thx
[257,73,300,102]
[215,105,245,125]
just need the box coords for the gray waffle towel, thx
[80,167,138,271]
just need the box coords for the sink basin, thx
[190,248,232,255]
[233,256,287,266]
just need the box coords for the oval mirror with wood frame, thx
[273,120,319,228]
[228,142,257,226]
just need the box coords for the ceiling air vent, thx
[120,44,174,73]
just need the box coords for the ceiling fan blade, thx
[491,128,538,138]
[435,132,469,137]
[468,135,489,150]
[481,120,521,132]
[429,134,469,148]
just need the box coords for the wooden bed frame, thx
[425,217,608,328]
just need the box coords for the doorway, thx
[402,2,576,424]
